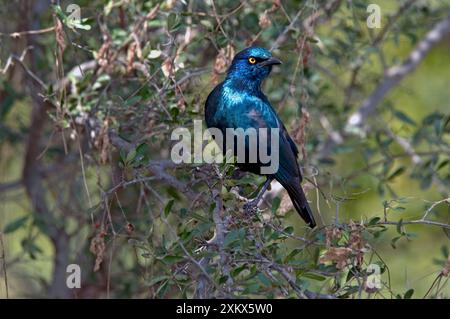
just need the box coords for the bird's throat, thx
[224,75,263,96]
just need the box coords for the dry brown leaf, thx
[54,18,66,53]
[291,108,310,161]
[320,247,352,270]
[296,36,312,67]
[325,225,343,247]
[177,96,186,112]
[90,231,106,272]
[442,254,450,277]
[161,58,174,78]
[97,34,113,70]
[271,0,281,10]
[348,220,368,267]
[95,119,110,164]
[126,41,137,74]
[212,44,235,84]
[145,3,161,21]
[259,11,272,29]
[126,223,135,234]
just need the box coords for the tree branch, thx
[346,14,450,131]
[107,129,196,200]
[0,179,22,193]
[263,257,336,299]
[377,219,450,230]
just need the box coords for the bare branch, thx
[53,60,97,91]
[265,257,336,299]
[377,219,450,230]
[107,129,196,200]
[0,26,55,38]
[0,233,9,298]
[346,14,450,131]
[271,0,342,51]
[1,47,47,90]
[372,0,418,47]
[0,179,22,193]
[372,198,450,230]
[384,127,422,165]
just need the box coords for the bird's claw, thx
[243,199,258,218]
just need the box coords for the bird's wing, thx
[281,122,299,157]
[236,96,303,181]
[205,83,223,129]
[243,97,315,226]
[259,95,299,158]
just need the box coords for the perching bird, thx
[205,47,316,228]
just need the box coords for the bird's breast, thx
[222,86,245,105]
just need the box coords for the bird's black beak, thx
[260,57,282,67]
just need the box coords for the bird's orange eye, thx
[248,57,256,64]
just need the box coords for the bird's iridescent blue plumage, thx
[205,47,316,227]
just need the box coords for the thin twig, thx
[376,219,450,230]
[0,26,55,38]
[346,14,450,131]
[0,233,9,298]
[422,198,450,221]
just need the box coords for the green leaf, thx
[53,5,67,20]
[147,50,162,59]
[161,255,184,264]
[200,20,213,30]
[124,95,142,106]
[155,280,169,298]
[126,148,137,163]
[284,248,302,263]
[301,272,326,281]
[146,275,169,287]
[441,245,449,258]
[306,36,319,43]
[396,219,404,235]
[368,217,381,226]
[271,197,281,214]
[71,19,91,31]
[242,282,260,294]
[346,266,357,282]
[387,167,405,181]
[394,111,416,126]
[21,238,43,259]
[224,229,241,247]
[231,264,247,278]
[191,212,208,223]
[167,13,180,32]
[164,199,175,217]
[135,143,150,163]
[283,226,294,235]
[218,275,229,284]
[391,236,402,249]
[257,273,271,286]
[437,159,449,171]
[4,216,29,234]
[404,289,414,299]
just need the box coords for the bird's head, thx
[226,47,282,84]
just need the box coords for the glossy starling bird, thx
[205,47,316,228]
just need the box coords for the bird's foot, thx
[243,199,258,217]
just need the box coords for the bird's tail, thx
[283,181,316,228]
